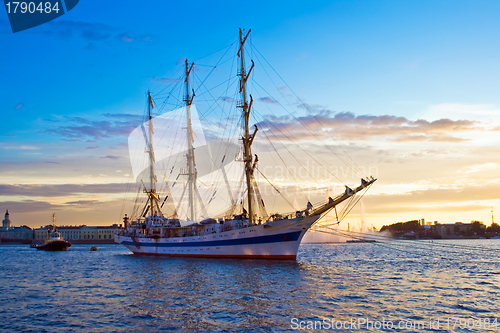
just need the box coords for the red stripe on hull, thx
[130,252,297,260]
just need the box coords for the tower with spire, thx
[2,210,11,230]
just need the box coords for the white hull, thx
[115,215,320,260]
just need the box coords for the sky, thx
[1,0,500,235]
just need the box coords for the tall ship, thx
[115,29,376,259]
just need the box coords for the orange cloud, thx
[256,112,478,143]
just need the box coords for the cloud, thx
[259,97,279,105]
[296,102,330,114]
[119,35,134,43]
[43,123,123,139]
[0,183,129,197]
[81,29,112,41]
[86,146,100,150]
[102,113,143,121]
[459,163,498,174]
[278,87,288,94]
[65,200,102,205]
[20,145,40,150]
[295,52,307,60]
[0,200,62,213]
[117,32,153,44]
[110,142,128,150]
[362,181,500,215]
[42,113,143,140]
[101,155,120,160]
[220,96,235,104]
[0,144,40,150]
[150,77,182,83]
[256,111,478,143]
[15,103,23,109]
[41,20,114,40]
[39,20,153,45]
[65,116,92,124]
[417,103,500,123]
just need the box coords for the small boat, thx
[32,214,71,251]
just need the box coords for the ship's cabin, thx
[48,231,62,240]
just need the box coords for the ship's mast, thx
[147,91,156,217]
[185,59,196,221]
[238,28,256,225]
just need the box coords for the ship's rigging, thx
[124,28,374,227]
[115,29,377,259]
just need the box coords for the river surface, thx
[1,240,499,332]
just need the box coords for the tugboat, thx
[33,214,71,251]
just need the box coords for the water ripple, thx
[1,241,500,331]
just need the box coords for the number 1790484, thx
[5,2,60,14]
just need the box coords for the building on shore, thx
[33,224,122,244]
[0,209,123,244]
[381,219,489,239]
[431,222,479,238]
[2,210,11,230]
[0,210,33,243]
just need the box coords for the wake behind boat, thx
[32,214,71,251]
[115,29,376,259]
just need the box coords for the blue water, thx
[1,241,499,332]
